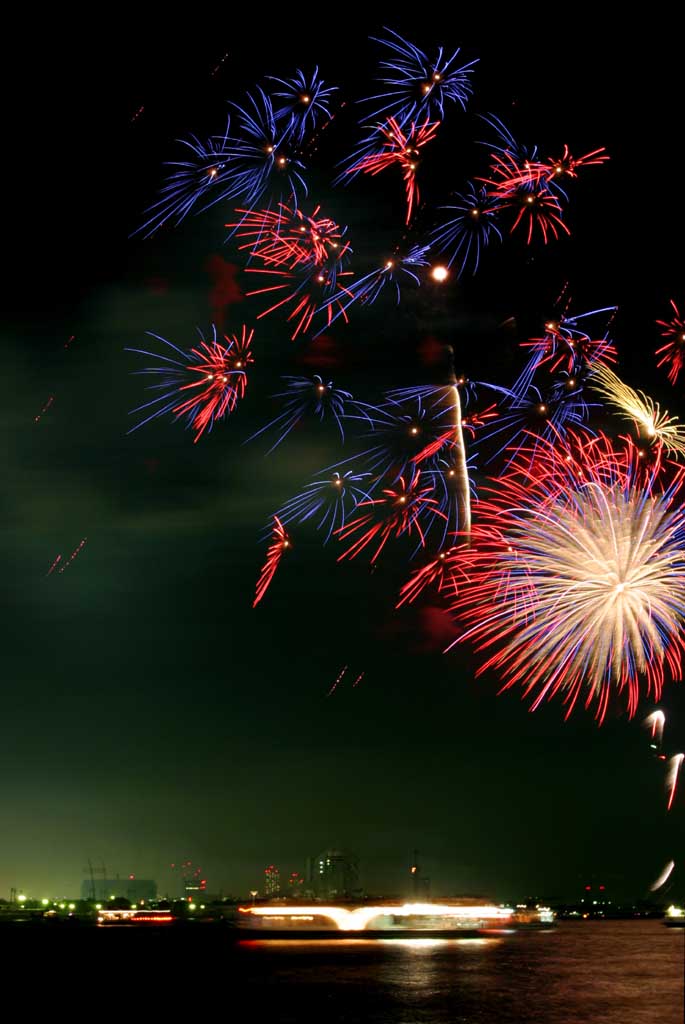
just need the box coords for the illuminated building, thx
[308,849,360,899]
[264,865,281,896]
[79,877,157,902]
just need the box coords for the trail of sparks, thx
[34,395,54,423]
[644,709,666,747]
[58,538,87,574]
[253,516,291,608]
[130,106,145,124]
[666,753,684,811]
[64,335,75,349]
[650,859,675,891]
[327,665,348,696]
[352,672,365,687]
[45,554,62,577]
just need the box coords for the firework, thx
[45,554,62,577]
[430,183,503,276]
[650,860,675,891]
[275,469,373,543]
[364,28,477,124]
[336,470,444,563]
[656,300,685,386]
[320,244,431,329]
[644,709,666,747]
[667,753,684,811]
[59,538,88,574]
[589,362,685,457]
[326,665,348,696]
[447,431,685,721]
[248,375,355,451]
[544,144,609,183]
[397,546,463,606]
[343,117,440,224]
[246,251,353,340]
[483,154,570,245]
[135,124,235,237]
[267,67,338,141]
[127,325,253,442]
[226,88,308,208]
[253,516,291,608]
[229,203,347,268]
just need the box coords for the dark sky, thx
[3,15,684,902]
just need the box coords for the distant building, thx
[80,878,157,902]
[264,865,281,896]
[308,849,360,899]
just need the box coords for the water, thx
[231,922,682,1023]
[8,920,683,1020]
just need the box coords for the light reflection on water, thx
[234,922,684,1024]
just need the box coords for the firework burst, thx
[127,325,254,441]
[656,300,685,386]
[447,432,685,721]
[589,362,685,457]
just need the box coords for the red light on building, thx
[599,885,605,891]
[585,885,591,891]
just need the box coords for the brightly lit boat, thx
[97,909,176,927]
[237,900,515,937]
[664,905,685,927]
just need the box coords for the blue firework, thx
[126,324,253,440]
[338,388,458,482]
[267,67,338,142]
[275,470,373,543]
[226,88,308,208]
[363,27,477,124]
[134,123,235,237]
[247,374,356,452]
[319,243,431,330]
[430,183,504,276]
[473,378,594,465]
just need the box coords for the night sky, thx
[4,16,684,902]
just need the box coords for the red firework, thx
[174,326,254,442]
[656,300,685,386]
[483,154,570,244]
[336,471,444,563]
[544,145,609,181]
[396,546,465,607]
[246,260,353,341]
[521,323,617,375]
[253,516,291,608]
[228,204,346,268]
[348,117,440,225]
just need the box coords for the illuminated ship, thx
[664,905,685,927]
[97,908,176,927]
[237,900,517,937]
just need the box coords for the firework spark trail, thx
[650,859,675,891]
[589,362,685,457]
[34,395,54,423]
[58,538,87,574]
[446,432,685,721]
[130,105,145,124]
[666,753,684,811]
[210,52,229,77]
[644,709,666,747]
[352,672,365,687]
[64,335,75,349]
[327,665,348,696]
[253,516,291,608]
[45,554,62,577]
